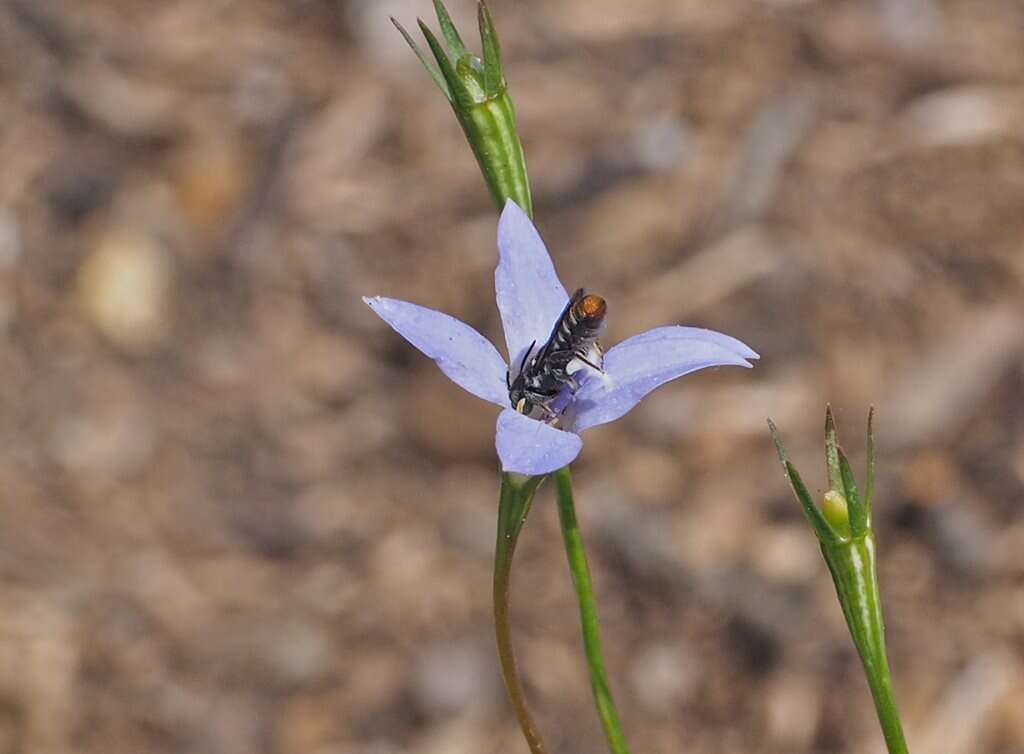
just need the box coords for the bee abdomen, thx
[548,292,602,364]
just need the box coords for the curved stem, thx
[553,467,632,754]
[494,473,548,754]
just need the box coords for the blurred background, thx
[0,0,1023,752]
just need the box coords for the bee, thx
[507,288,607,420]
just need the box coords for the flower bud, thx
[393,1,531,216]
[768,408,909,754]
[822,490,851,536]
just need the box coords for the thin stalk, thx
[494,473,548,754]
[553,466,631,754]
[866,654,910,754]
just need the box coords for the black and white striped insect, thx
[507,288,607,420]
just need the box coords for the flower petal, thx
[496,408,582,475]
[571,326,759,432]
[495,201,569,366]
[364,296,508,407]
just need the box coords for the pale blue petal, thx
[364,296,509,407]
[494,201,569,366]
[616,326,760,361]
[496,408,582,475]
[571,327,758,432]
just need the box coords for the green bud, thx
[822,490,851,536]
[393,1,532,217]
[768,408,909,754]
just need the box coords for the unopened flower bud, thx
[822,490,851,536]
[393,1,531,215]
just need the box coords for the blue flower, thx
[364,202,758,476]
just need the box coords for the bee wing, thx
[542,349,576,369]
[534,293,579,363]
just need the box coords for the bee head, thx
[507,375,533,415]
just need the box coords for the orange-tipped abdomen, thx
[576,294,607,322]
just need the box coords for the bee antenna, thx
[519,340,536,374]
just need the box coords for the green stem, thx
[494,473,548,754]
[823,534,909,754]
[554,467,632,754]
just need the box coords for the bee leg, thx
[541,409,558,424]
[575,352,605,374]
